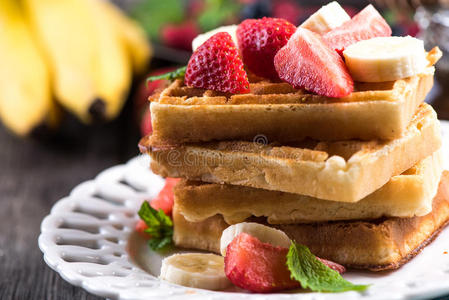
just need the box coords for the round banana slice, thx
[160,253,232,290]
[343,36,428,82]
[220,222,291,256]
[192,25,238,51]
[300,1,350,34]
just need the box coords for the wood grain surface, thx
[0,81,448,299]
[0,108,139,300]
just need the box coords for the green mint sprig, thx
[138,201,173,251]
[146,66,186,83]
[287,242,369,293]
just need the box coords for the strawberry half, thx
[237,17,296,80]
[317,257,346,274]
[185,32,250,94]
[150,178,180,216]
[135,177,180,237]
[224,232,300,293]
[274,28,353,98]
[323,4,392,55]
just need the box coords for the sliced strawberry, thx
[224,233,300,293]
[135,219,150,237]
[133,67,175,115]
[323,5,392,55]
[185,32,250,94]
[135,178,180,237]
[274,28,353,98]
[150,178,180,216]
[140,107,152,137]
[237,17,296,80]
[317,257,346,274]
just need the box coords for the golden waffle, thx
[142,103,442,202]
[149,49,440,146]
[174,150,443,224]
[172,171,449,271]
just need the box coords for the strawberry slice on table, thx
[135,219,149,237]
[224,232,300,293]
[323,4,392,55]
[135,178,180,236]
[274,28,354,98]
[149,178,180,216]
[185,32,250,94]
[237,17,296,80]
[317,257,346,274]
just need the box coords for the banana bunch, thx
[0,0,151,136]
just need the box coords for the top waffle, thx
[149,49,440,146]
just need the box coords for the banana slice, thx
[343,36,428,82]
[300,1,350,34]
[192,25,238,51]
[160,253,232,290]
[220,222,291,256]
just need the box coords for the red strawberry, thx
[323,5,392,55]
[161,21,200,51]
[135,220,149,237]
[237,17,296,80]
[134,67,174,133]
[224,233,300,293]
[317,257,346,274]
[185,32,250,94]
[140,107,152,137]
[135,177,180,237]
[146,68,175,96]
[150,178,180,216]
[274,28,353,98]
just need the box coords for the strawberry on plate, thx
[323,4,392,55]
[150,178,180,216]
[317,257,346,274]
[185,32,250,94]
[224,232,348,293]
[237,17,296,80]
[135,178,180,236]
[140,106,152,137]
[135,219,149,237]
[274,27,353,98]
[224,232,300,293]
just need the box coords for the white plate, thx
[39,121,449,300]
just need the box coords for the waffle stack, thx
[140,49,449,271]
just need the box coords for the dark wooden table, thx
[0,105,139,299]
[1,81,449,300]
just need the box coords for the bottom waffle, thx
[172,171,449,271]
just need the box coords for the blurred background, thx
[2,1,449,298]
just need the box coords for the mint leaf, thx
[138,201,173,251]
[146,66,186,83]
[287,242,369,293]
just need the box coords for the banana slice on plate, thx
[160,253,232,290]
[192,25,238,51]
[300,1,350,34]
[343,36,428,82]
[220,222,291,256]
